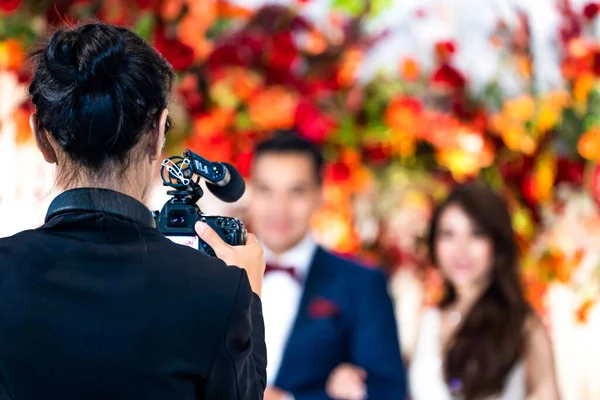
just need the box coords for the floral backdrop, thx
[1,0,600,398]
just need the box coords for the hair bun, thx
[44,24,126,92]
[44,30,79,86]
[75,24,127,91]
[30,22,174,171]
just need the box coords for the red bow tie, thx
[265,263,301,282]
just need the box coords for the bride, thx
[409,183,561,400]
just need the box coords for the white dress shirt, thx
[261,233,318,385]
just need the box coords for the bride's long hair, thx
[427,183,532,399]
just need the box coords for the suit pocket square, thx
[308,297,339,319]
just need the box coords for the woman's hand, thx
[195,221,265,296]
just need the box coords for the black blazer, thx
[0,188,267,399]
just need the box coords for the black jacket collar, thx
[45,188,155,228]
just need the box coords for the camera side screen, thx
[165,235,199,250]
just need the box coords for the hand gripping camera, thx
[153,149,247,257]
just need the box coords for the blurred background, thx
[1,0,599,398]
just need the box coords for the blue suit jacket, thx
[273,247,406,399]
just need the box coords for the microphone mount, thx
[159,149,231,205]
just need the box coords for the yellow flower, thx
[536,90,570,132]
[532,152,557,203]
[504,95,535,121]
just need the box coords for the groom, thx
[247,132,406,400]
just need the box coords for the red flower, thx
[435,40,457,62]
[0,0,21,13]
[327,161,351,183]
[430,63,466,90]
[305,78,338,99]
[592,51,600,75]
[234,149,254,177]
[555,158,585,186]
[584,3,599,19]
[135,0,154,10]
[268,32,299,71]
[154,26,194,71]
[154,25,195,71]
[521,170,538,207]
[207,33,264,70]
[177,74,204,114]
[363,144,390,165]
[295,101,336,144]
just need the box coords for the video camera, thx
[153,149,247,257]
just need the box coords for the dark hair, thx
[29,22,175,175]
[254,131,324,184]
[427,183,531,400]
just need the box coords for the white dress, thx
[409,309,527,400]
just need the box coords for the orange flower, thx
[385,96,423,156]
[186,133,234,163]
[193,108,235,137]
[177,2,216,61]
[525,278,548,316]
[0,39,25,70]
[491,108,538,155]
[337,48,363,87]
[215,0,253,18]
[400,57,420,81]
[305,29,327,55]
[578,128,600,162]
[576,298,597,324]
[567,38,593,59]
[337,149,373,192]
[247,86,299,131]
[12,106,31,144]
[385,96,423,135]
[504,95,535,121]
[422,112,461,149]
[161,0,184,20]
[574,71,595,108]
[312,183,360,254]
[311,206,360,254]
[229,68,263,101]
[515,54,532,78]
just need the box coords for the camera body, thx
[153,197,247,257]
[154,150,247,257]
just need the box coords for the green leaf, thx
[369,0,392,17]
[363,121,389,143]
[235,111,253,131]
[331,116,358,148]
[556,107,585,156]
[134,13,155,40]
[332,0,365,17]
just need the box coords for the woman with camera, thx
[0,22,266,399]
